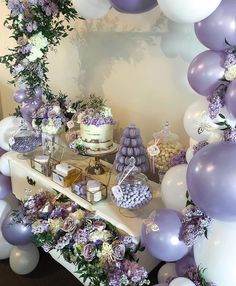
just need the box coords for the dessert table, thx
[5,150,164,284]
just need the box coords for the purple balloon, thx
[1,210,32,245]
[0,174,12,200]
[34,86,43,98]
[195,0,236,51]
[110,0,157,14]
[175,254,196,276]
[224,80,236,118]
[14,89,27,103]
[187,142,236,221]
[32,99,43,109]
[188,50,226,96]
[141,209,189,262]
[21,100,38,123]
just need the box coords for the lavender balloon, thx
[175,254,196,276]
[34,86,43,98]
[21,100,38,123]
[187,142,236,221]
[195,0,236,51]
[1,210,32,245]
[141,209,189,262]
[110,0,157,14]
[188,50,226,96]
[224,80,236,118]
[0,174,12,200]
[14,89,27,103]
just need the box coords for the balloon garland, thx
[1,0,236,285]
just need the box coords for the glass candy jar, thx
[9,119,41,159]
[111,157,152,210]
[147,122,183,182]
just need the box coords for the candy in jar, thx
[111,157,152,209]
[147,122,184,181]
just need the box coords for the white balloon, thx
[185,147,193,164]
[10,243,40,275]
[169,277,196,286]
[72,0,111,19]
[158,0,222,24]
[157,263,177,284]
[0,116,22,151]
[0,232,13,260]
[161,164,188,212]
[194,220,236,286]
[0,152,11,176]
[183,98,222,142]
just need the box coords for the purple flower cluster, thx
[20,191,149,286]
[26,21,38,33]
[82,114,116,127]
[207,83,228,119]
[170,150,187,167]
[186,266,216,286]
[38,0,59,16]
[21,44,32,54]
[7,0,24,17]
[224,50,236,69]
[180,205,212,247]
[193,141,208,155]
[224,128,236,142]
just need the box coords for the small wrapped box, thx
[72,178,107,204]
[31,155,59,177]
[52,163,82,187]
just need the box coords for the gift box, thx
[52,164,82,187]
[31,155,59,177]
[72,178,107,204]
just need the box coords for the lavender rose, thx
[61,216,77,233]
[112,242,125,260]
[82,243,96,262]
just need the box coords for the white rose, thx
[29,32,48,50]
[225,65,236,81]
[102,107,112,117]
[52,105,61,114]
[27,46,43,62]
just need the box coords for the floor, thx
[0,248,160,286]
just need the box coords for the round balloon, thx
[224,80,236,118]
[0,233,13,260]
[0,116,22,151]
[194,219,236,286]
[110,0,157,14]
[158,263,177,284]
[0,152,10,176]
[158,0,222,24]
[175,254,196,276]
[13,89,27,103]
[161,164,188,212]
[21,100,38,124]
[187,50,226,96]
[141,209,189,262]
[34,86,43,98]
[183,98,217,142]
[10,243,40,275]
[169,277,196,286]
[73,0,111,19]
[1,209,33,245]
[195,0,236,51]
[0,174,12,200]
[187,142,236,221]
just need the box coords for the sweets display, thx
[111,157,152,209]
[52,163,82,187]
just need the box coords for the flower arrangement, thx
[0,0,77,114]
[77,94,116,127]
[16,190,150,286]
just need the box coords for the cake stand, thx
[84,143,118,175]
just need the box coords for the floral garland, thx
[0,0,77,105]
[16,190,150,286]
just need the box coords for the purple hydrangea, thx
[50,207,68,219]
[224,51,236,69]
[207,83,228,119]
[32,220,49,234]
[170,150,187,167]
[180,205,212,247]
[55,233,73,250]
[186,266,216,286]
[7,0,24,17]
[74,229,89,245]
[224,128,236,142]
[193,141,208,155]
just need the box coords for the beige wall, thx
[0,4,205,146]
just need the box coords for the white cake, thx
[80,123,113,152]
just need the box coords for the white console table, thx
[6,151,164,284]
